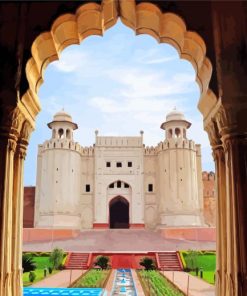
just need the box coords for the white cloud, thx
[144,56,177,64]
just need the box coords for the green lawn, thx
[189,271,215,285]
[138,270,184,296]
[180,251,216,285]
[23,256,59,287]
[72,269,110,288]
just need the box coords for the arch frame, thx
[2,1,247,296]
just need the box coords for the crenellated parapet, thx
[144,146,157,155]
[39,139,82,153]
[145,138,198,156]
[202,171,215,181]
[80,146,94,156]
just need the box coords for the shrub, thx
[29,271,36,283]
[186,249,200,271]
[48,267,53,274]
[49,248,64,270]
[139,257,156,270]
[22,254,36,273]
[94,256,109,270]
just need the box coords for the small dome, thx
[166,108,185,121]
[53,110,72,122]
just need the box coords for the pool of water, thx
[111,269,137,296]
[24,287,105,296]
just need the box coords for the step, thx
[157,252,182,271]
[65,252,90,270]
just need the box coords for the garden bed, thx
[138,270,185,296]
[71,269,111,288]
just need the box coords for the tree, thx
[22,254,36,273]
[94,256,109,269]
[49,248,64,270]
[186,250,200,271]
[140,257,156,270]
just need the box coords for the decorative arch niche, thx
[23,0,217,125]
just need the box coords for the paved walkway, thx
[131,269,145,296]
[31,270,85,288]
[104,269,116,294]
[162,271,215,296]
[23,229,215,252]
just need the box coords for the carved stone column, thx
[0,109,21,296]
[213,145,227,296]
[222,134,247,296]
[11,121,32,296]
[206,101,247,296]
[205,120,226,296]
[0,106,33,296]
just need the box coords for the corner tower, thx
[34,110,81,228]
[157,109,203,227]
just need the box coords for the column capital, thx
[0,106,25,141]
[0,105,34,153]
[204,97,247,150]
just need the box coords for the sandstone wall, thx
[23,186,35,228]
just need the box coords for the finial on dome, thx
[95,130,99,136]
[140,130,144,136]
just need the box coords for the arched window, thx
[66,129,71,139]
[58,128,64,139]
[175,128,181,138]
[168,129,173,138]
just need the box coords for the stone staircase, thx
[157,251,182,271]
[65,252,90,269]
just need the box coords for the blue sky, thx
[24,20,214,185]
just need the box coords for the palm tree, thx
[22,254,36,273]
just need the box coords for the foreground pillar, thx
[0,134,17,296]
[214,145,227,296]
[223,134,247,295]
[12,121,32,296]
[0,106,33,296]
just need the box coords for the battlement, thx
[146,138,198,154]
[202,171,215,181]
[144,146,157,155]
[95,136,143,147]
[80,146,94,156]
[38,139,95,156]
[39,139,82,153]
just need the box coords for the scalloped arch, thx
[24,0,215,121]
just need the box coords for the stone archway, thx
[109,196,129,229]
[0,1,247,296]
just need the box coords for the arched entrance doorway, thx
[109,196,129,229]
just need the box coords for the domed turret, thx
[47,109,78,140]
[161,108,191,139]
[53,110,73,122]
